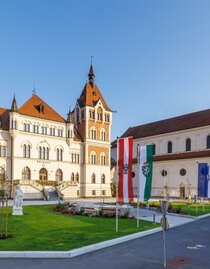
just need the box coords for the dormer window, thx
[39,103,45,114]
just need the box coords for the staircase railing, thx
[57,181,77,191]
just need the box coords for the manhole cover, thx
[167,256,192,268]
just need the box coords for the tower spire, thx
[88,56,95,88]
[11,94,18,112]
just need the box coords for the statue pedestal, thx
[12,206,23,216]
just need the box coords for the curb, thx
[196,213,210,219]
[1,214,209,259]
[0,227,162,259]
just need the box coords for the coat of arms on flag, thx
[117,137,134,203]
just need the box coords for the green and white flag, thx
[138,145,153,202]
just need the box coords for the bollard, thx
[153,212,156,223]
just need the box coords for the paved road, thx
[1,216,209,269]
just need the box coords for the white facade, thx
[0,67,112,199]
[112,121,210,199]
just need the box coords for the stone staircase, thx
[57,181,79,199]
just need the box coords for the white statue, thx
[12,185,23,215]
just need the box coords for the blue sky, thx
[0,1,210,140]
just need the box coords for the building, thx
[111,109,210,199]
[0,65,112,199]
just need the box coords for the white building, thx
[0,65,112,199]
[112,109,210,199]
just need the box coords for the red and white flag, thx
[117,137,134,203]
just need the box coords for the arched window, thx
[207,136,210,149]
[71,172,74,182]
[90,127,96,139]
[60,149,63,161]
[39,146,42,159]
[186,138,191,151]
[167,141,172,154]
[39,168,48,181]
[97,107,103,121]
[55,169,63,181]
[91,173,96,184]
[57,148,59,161]
[43,147,46,159]
[22,167,31,180]
[100,153,106,165]
[39,146,49,160]
[101,174,105,184]
[75,173,79,183]
[100,129,106,141]
[90,152,96,164]
[27,145,31,158]
[152,144,156,155]
[23,144,26,158]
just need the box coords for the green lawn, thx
[0,205,159,251]
[169,202,210,216]
[148,201,210,216]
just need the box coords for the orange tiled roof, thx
[18,95,66,123]
[0,108,10,130]
[77,82,111,111]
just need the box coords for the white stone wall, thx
[111,125,210,198]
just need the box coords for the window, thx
[24,123,30,132]
[100,153,106,165]
[71,152,79,163]
[23,144,30,158]
[100,129,106,141]
[57,148,63,161]
[0,120,2,128]
[22,167,31,180]
[0,146,6,157]
[11,120,17,129]
[58,129,63,137]
[90,152,96,164]
[39,146,42,159]
[105,115,109,122]
[55,169,63,181]
[50,128,55,136]
[152,144,156,155]
[39,147,49,160]
[71,172,74,182]
[90,127,96,139]
[167,141,172,154]
[42,127,47,135]
[91,173,96,184]
[92,190,96,196]
[180,169,186,176]
[39,103,45,114]
[77,190,80,196]
[33,125,39,133]
[75,173,79,183]
[207,136,210,149]
[97,107,103,121]
[186,138,191,151]
[101,174,105,184]
[102,190,106,196]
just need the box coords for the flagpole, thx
[116,138,119,233]
[137,144,140,228]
